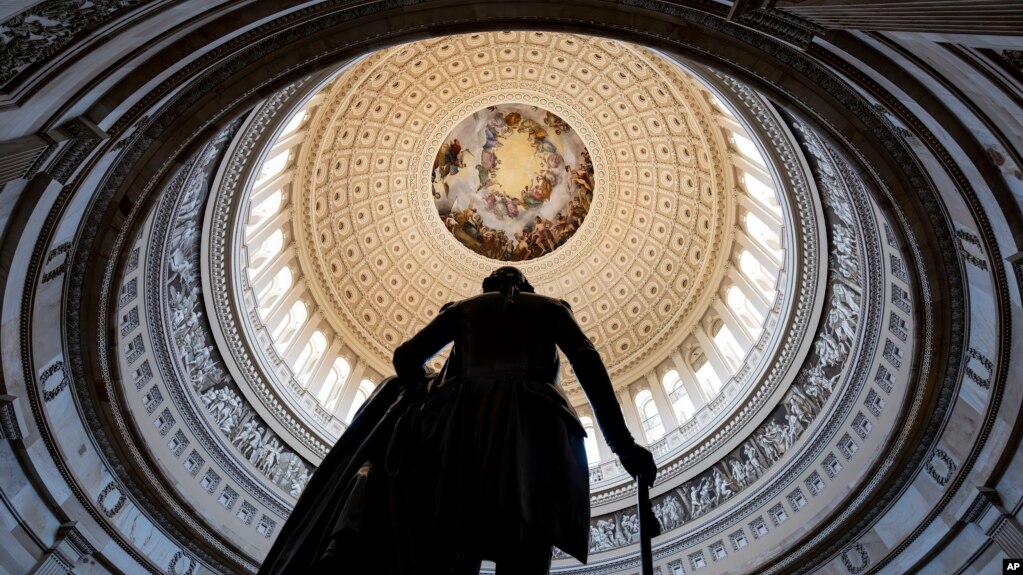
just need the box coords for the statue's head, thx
[482,266,535,297]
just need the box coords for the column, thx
[283,314,322,365]
[30,522,95,575]
[694,326,733,390]
[332,359,368,420]
[30,554,72,575]
[264,282,306,336]
[583,407,614,463]
[250,246,295,294]
[615,385,646,444]
[735,230,781,275]
[732,154,770,183]
[645,372,679,431]
[250,168,294,202]
[270,130,305,156]
[670,350,708,409]
[728,270,771,318]
[593,428,614,463]
[307,93,326,109]
[714,299,754,350]
[717,115,743,134]
[247,206,291,248]
[965,487,1023,558]
[739,193,782,229]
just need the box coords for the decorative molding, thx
[0,1,151,88]
[839,542,870,574]
[822,453,842,479]
[804,471,825,496]
[734,8,821,49]
[209,46,827,528]
[145,117,311,514]
[57,522,97,557]
[728,529,748,551]
[45,118,106,184]
[0,394,21,439]
[565,105,884,569]
[97,482,127,518]
[39,360,68,402]
[954,228,988,271]
[167,551,197,575]
[41,241,71,284]
[963,347,993,389]
[924,447,957,487]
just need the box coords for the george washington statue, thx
[258,266,654,575]
[392,266,655,574]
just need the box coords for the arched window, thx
[249,229,284,270]
[713,324,745,369]
[318,357,351,408]
[740,172,781,213]
[273,300,307,347]
[727,285,763,335]
[580,416,601,464]
[663,370,696,421]
[345,379,376,423]
[739,250,776,294]
[256,150,290,184]
[248,189,283,230]
[281,111,307,136]
[258,266,292,313]
[294,331,327,383]
[730,132,763,165]
[745,212,782,254]
[695,358,721,396]
[635,389,665,442]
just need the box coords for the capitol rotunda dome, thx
[1,4,1018,575]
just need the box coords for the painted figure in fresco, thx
[391,267,656,574]
[438,138,464,177]
[434,105,593,261]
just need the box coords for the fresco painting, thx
[433,104,594,260]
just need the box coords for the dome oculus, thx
[433,103,594,260]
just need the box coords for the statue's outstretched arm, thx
[552,300,634,452]
[553,300,656,483]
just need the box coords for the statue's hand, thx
[618,443,656,486]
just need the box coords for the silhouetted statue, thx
[393,266,655,574]
[258,266,654,575]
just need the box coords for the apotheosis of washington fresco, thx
[433,103,595,260]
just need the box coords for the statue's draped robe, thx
[257,376,422,574]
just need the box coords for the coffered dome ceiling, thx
[2,4,1020,575]
[204,33,820,481]
[295,32,734,381]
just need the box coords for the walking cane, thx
[636,475,660,575]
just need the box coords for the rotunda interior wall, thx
[0,4,1019,575]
